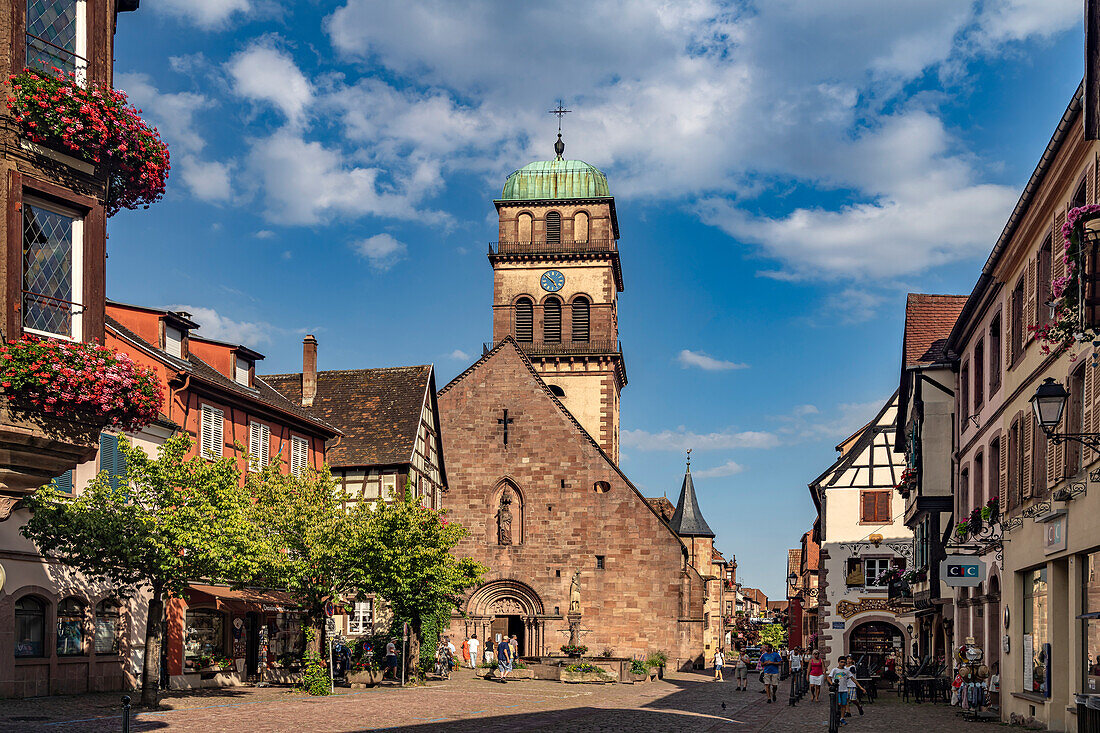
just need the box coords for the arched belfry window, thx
[517,213,532,243]
[515,297,533,342]
[574,212,589,242]
[572,297,590,342]
[545,211,561,244]
[544,297,562,343]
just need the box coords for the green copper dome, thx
[500,157,611,201]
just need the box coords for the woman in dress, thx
[808,650,826,701]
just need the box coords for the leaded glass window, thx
[26,0,86,77]
[22,199,82,340]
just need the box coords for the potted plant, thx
[955,521,970,539]
[646,650,669,679]
[347,658,381,686]
[981,497,998,521]
[561,644,588,658]
[561,662,613,684]
[630,659,650,683]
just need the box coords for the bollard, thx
[789,669,797,706]
[828,682,840,733]
[121,695,131,733]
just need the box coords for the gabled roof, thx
[902,293,968,368]
[263,366,435,468]
[669,462,715,538]
[646,496,676,522]
[106,316,339,437]
[810,391,902,494]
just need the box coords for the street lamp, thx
[1031,378,1100,452]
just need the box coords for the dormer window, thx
[164,326,183,358]
[26,0,88,80]
[235,357,252,387]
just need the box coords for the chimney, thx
[302,335,317,407]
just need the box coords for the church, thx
[438,132,720,669]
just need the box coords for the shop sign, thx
[832,622,845,630]
[1040,511,1067,555]
[940,556,986,587]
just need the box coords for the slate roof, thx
[263,366,433,468]
[669,463,715,538]
[902,293,968,367]
[105,316,339,436]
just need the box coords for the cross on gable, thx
[497,409,515,446]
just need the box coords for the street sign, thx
[324,601,335,618]
[325,617,336,634]
[831,622,845,630]
[940,555,986,587]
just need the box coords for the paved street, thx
[1,671,991,732]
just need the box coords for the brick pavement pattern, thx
[1,670,989,732]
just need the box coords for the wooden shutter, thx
[543,297,561,343]
[1088,366,1098,467]
[290,436,308,477]
[51,469,73,494]
[1026,258,1037,344]
[99,432,127,492]
[875,491,890,523]
[249,421,270,472]
[200,405,223,460]
[999,435,1008,513]
[1054,208,1068,284]
[860,491,871,523]
[515,298,533,342]
[1089,158,1097,205]
[1022,413,1033,499]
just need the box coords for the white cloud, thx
[178,159,232,202]
[971,0,1080,48]
[155,0,252,30]
[448,349,471,361]
[353,233,408,271]
[167,305,271,346]
[773,399,886,442]
[254,230,275,239]
[694,460,745,479]
[227,42,312,126]
[676,349,748,371]
[622,427,780,451]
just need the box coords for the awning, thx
[1078,612,1100,620]
[186,584,302,612]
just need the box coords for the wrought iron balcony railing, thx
[489,239,617,256]
[484,339,622,357]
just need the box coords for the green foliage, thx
[20,434,264,597]
[599,647,614,658]
[566,663,608,675]
[299,629,331,696]
[631,659,650,674]
[417,606,454,670]
[760,623,788,649]
[646,650,669,668]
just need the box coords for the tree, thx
[350,482,485,677]
[760,622,788,649]
[245,462,368,654]
[20,435,265,707]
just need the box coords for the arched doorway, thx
[466,580,545,657]
[849,621,904,674]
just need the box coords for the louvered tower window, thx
[545,211,561,244]
[544,297,562,343]
[572,297,590,342]
[515,297,533,342]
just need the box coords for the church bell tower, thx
[489,130,626,461]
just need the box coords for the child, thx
[846,659,864,716]
[828,656,865,723]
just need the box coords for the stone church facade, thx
[439,139,708,668]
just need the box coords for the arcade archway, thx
[465,580,546,657]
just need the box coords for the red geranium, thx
[6,68,170,216]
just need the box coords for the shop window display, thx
[95,599,121,654]
[56,597,86,656]
[184,609,225,670]
[1023,568,1049,695]
[269,612,305,662]
[1084,552,1100,692]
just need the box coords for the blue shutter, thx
[51,470,73,494]
[99,433,127,492]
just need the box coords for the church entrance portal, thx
[466,579,545,657]
[489,615,526,654]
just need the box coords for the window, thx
[164,326,183,358]
[547,384,565,397]
[98,433,127,492]
[1023,567,1049,695]
[14,596,46,657]
[348,600,373,635]
[974,452,984,509]
[290,436,309,477]
[57,597,85,656]
[545,211,561,244]
[515,297,533,342]
[989,315,1002,392]
[595,555,605,570]
[249,422,270,472]
[572,297,590,342]
[1008,419,1021,510]
[859,490,891,523]
[269,611,304,660]
[864,558,891,591]
[381,473,397,501]
[960,469,970,517]
[1038,237,1053,329]
[1075,177,1088,208]
[517,212,532,242]
[235,358,251,387]
[1082,552,1100,692]
[574,211,589,242]
[543,297,562,343]
[593,481,611,494]
[1011,279,1025,363]
[22,198,83,340]
[200,405,224,460]
[50,469,73,494]
[1033,414,1048,496]
[94,599,121,654]
[183,609,225,670]
[960,364,970,424]
[989,438,1001,508]
[973,340,984,410]
[26,0,87,78]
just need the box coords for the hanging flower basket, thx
[0,337,161,431]
[6,69,170,216]
[1033,206,1100,354]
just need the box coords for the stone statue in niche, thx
[569,570,581,614]
[497,486,514,545]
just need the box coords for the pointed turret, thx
[669,450,715,538]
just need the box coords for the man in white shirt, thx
[467,634,480,669]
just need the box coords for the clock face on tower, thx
[541,270,565,292]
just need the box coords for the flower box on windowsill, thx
[18,138,96,176]
[0,394,100,498]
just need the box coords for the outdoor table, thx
[907,675,941,703]
[857,676,877,702]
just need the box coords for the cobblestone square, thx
[0,671,995,732]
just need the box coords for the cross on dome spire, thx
[548,100,571,159]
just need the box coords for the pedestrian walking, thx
[467,633,480,669]
[447,636,458,671]
[790,645,802,684]
[759,643,782,703]
[384,638,399,680]
[713,648,725,682]
[461,636,470,669]
[808,650,825,701]
[509,634,519,661]
[496,634,513,683]
[828,655,865,723]
[846,659,864,716]
[734,645,749,690]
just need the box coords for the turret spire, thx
[669,450,715,538]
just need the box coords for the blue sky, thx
[108,0,1084,598]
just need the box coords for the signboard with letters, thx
[940,555,986,587]
[832,621,845,630]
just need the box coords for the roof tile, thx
[903,293,968,367]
